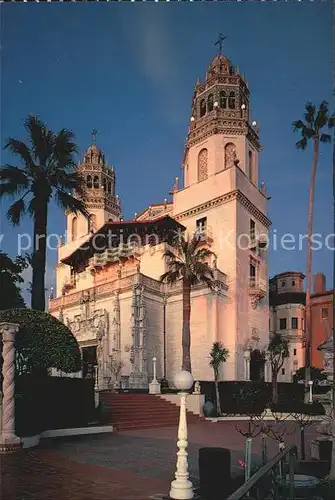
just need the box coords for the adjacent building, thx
[269,271,334,380]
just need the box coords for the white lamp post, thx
[308,380,313,403]
[170,370,194,500]
[149,356,161,394]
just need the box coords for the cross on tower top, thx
[214,33,227,56]
[92,129,98,144]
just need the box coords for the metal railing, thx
[227,445,297,500]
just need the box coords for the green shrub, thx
[0,308,81,375]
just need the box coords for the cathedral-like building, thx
[49,49,271,389]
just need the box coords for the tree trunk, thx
[304,136,319,402]
[31,199,48,311]
[272,370,278,404]
[215,377,221,416]
[181,279,191,373]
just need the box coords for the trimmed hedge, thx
[196,381,310,415]
[15,375,95,437]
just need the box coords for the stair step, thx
[99,391,202,430]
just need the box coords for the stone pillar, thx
[244,349,251,381]
[0,322,21,453]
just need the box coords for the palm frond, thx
[292,120,304,131]
[52,128,78,171]
[4,139,34,169]
[304,102,316,125]
[24,115,53,165]
[315,101,329,131]
[296,137,308,150]
[55,190,89,218]
[328,115,335,128]
[160,270,181,284]
[6,198,26,225]
[194,248,216,261]
[320,134,331,144]
[162,249,179,261]
[0,166,29,197]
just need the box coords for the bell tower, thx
[182,37,261,189]
[66,132,121,244]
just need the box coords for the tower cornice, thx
[185,116,261,153]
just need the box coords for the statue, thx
[193,381,201,395]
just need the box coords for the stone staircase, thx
[99,392,203,431]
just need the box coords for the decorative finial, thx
[92,129,98,144]
[214,33,227,56]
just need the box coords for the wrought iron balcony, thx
[195,226,214,244]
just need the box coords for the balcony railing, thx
[91,244,141,268]
[249,231,268,251]
[195,226,213,244]
[227,445,297,500]
[249,277,267,294]
[63,275,76,291]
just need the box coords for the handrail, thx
[227,445,297,499]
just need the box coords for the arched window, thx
[108,182,112,194]
[228,91,236,109]
[224,143,236,169]
[93,176,99,188]
[103,178,106,191]
[197,149,208,182]
[207,94,214,112]
[71,217,78,241]
[219,91,227,109]
[88,214,96,233]
[87,175,92,188]
[200,99,206,117]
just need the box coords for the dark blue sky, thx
[1,2,333,296]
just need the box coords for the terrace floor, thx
[1,421,318,500]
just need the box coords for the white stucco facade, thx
[49,52,271,388]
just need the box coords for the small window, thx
[93,176,99,188]
[228,91,235,109]
[219,90,227,109]
[292,280,296,286]
[249,263,256,278]
[293,348,297,356]
[281,281,286,287]
[281,368,285,375]
[196,217,207,231]
[250,219,255,238]
[279,318,287,330]
[291,317,298,329]
[321,307,328,320]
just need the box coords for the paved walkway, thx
[1,421,318,500]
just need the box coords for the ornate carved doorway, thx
[82,346,97,379]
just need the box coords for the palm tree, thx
[0,115,88,311]
[268,333,289,404]
[209,341,229,416]
[330,107,335,479]
[293,101,334,400]
[160,231,216,373]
